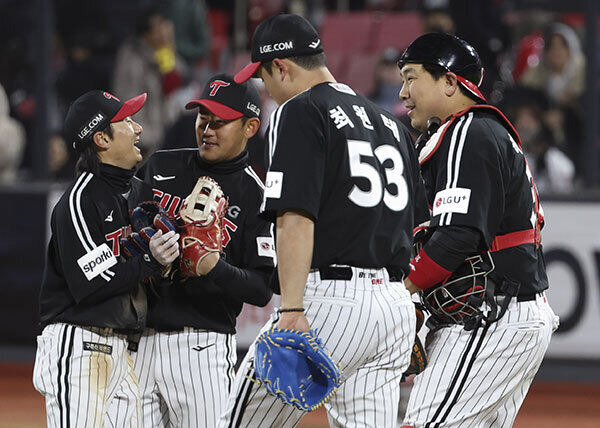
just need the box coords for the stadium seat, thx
[343,53,379,96]
[372,12,424,51]
[320,12,375,53]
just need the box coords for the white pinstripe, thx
[108,328,236,428]
[33,323,140,427]
[403,294,558,427]
[220,268,415,428]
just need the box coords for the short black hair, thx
[422,63,482,103]
[262,52,327,76]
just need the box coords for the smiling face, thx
[195,109,249,163]
[99,116,143,169]
[398,64,449,133]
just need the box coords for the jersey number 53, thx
[347,139,408,211]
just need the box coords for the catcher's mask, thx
[421,252,495,330]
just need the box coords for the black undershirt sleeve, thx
[424,225,483,272]
[206,259,273,307]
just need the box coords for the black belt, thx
[496,292,541,302]
[315,266,404,282]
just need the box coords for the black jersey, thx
[39,164,161,331]
[418,105,549,294]
[262,82,428,273]
[134,149,275,334]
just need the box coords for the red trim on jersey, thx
[408,248,452,290]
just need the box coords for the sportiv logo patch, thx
[77,243,117,281]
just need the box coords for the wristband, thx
[278,307,305,313]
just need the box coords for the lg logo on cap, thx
[259,41,294,54]
[103,92,120,101]
[209,80,230,96]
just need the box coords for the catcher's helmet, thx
[398,33,486,102]
[421,253,495,330]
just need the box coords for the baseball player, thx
[32,90,180,428]
[107,74,275,428]
[397,33,559,427]
[221,14,429,427]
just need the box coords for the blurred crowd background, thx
[0,0,598,193]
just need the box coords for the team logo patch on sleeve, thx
[265,171,283,199]
[257,236,276,259]
[77,243,117,281]
[432,188,471,216]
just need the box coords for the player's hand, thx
[277,312,310,332]
[196,252,219,275]
[404,278,420,294]
[149,229,180,266]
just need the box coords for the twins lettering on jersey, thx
[152,189,238,247]
[105,225,132,257]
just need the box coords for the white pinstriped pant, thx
[107,327,236,428]
[402,292,559,428]
[220,267,416,428]
[32,323,141,428]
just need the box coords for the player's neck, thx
[447,95,478,118]
[298,67,336,93]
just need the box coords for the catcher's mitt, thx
[401,306,428,382]
[178,176,228,277]
[253,328,342,412]
[120,201,177,259]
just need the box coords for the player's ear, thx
[272,58,288,81]
[92,130,111,150]
[243,117,261,139]
[444,72,459,97]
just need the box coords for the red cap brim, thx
[185,99,244,120]
[234,62,262,84]
[112,93,147,122]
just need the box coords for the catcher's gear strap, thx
[490,228,540,252]
[408,248,452,290]
[419,104,544,238]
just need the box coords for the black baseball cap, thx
[185,74,261,119]
[65,90,147,150]
[234,14,323,84]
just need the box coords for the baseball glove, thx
[120,201,177,259]
[253,328,342,412]
[178,176,228,277]
[401,305,428,382]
